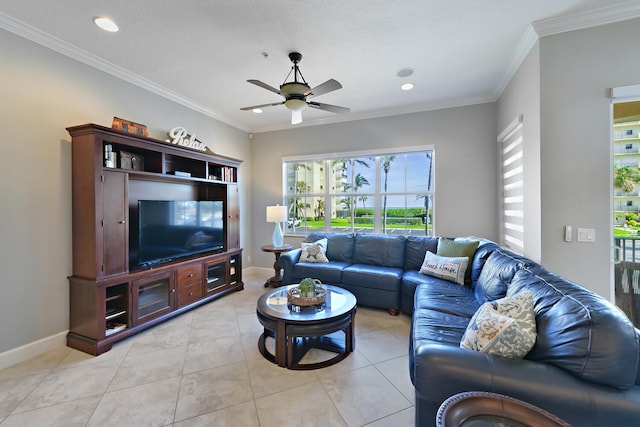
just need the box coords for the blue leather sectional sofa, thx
[279,232,640,427]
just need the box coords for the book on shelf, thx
[105,322,127,336]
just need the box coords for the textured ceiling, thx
[1,0,639,132]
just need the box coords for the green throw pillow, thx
[437,238,479,284]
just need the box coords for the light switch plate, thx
[577,228,595,242]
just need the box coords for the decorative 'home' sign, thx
[166,127,210,152]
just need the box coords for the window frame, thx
[282,146,435,236]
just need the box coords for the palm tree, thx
[314,197,325,221]
[381,156,396,232]
[353,173,370,219]
[614,165,640,193]
[358,195,368,211]
[336,158,371,231]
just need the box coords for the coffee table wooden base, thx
[257,310,355,370]
[256,284,357,370]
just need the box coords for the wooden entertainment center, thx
[66,123,243,356]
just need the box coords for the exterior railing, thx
[615,237,640,262]
[614,237,640,327]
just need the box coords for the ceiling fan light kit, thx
[241,52,349,125]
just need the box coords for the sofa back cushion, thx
[352,234,406,268]
[475,250,524,303]
[404,236,439,271]
[469,240,500,288]
[304,232,355,263]
[509,268,640,390]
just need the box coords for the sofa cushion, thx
[469,240,500,288]
[299,238,329,263]
[461,291,536,358]
[404,236,439,271]
[304,232,354,263]
[509,268,640,390]
[413,279,479,318]
[342,264,403,291]
[292,261,350,285]
[352,234,406,268]
[437,238,479,283]
[419,251,468,285]
[475,250,524,304]
[412,307,472,347]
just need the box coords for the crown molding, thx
[494,1,640,100]
[249,94,497,133]
[3,2,640,135]
[0,12,249,132]
[493,24,539,100]
[532,0,640,37]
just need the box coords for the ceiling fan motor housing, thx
[288,52,303,64]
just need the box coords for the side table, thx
[261,244,294,288]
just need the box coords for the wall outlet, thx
[247,255,251,263]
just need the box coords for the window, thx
[283,147,434,236]
[499,115,524,254]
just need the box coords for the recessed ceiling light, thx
[253,108,263,114]
[93,17,119,32]
[397,68,414,78]
[401,83,414,91]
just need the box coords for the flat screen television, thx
[131,200,224,269]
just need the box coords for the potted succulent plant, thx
[298,277,317,298]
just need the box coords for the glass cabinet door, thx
[133,271,174,324]
[206,260,227,294]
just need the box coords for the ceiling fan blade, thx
[291,110,303,125]
[307,101,350,114]
[305,79,342,98]
[247,79,283,95]
[240,101,284,111]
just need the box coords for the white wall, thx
[539,18,640,299]
[250,104,499,268]
[497,43,542,262]
[0,29,251,360]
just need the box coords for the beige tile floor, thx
[0,275,415,427]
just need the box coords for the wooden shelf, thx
[66,123,244,356]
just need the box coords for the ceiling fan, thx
[240,52,350,125]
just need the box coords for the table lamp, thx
[266,204,288,247]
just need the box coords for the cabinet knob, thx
[172,289,176,293]
[118,220,126,224]
[189,292,193,296]
[188,273,193,278]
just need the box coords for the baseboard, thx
[0,330,68,370]
[0,267,271,370]
[244,266,272,278]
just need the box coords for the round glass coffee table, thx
[256,284,357,370]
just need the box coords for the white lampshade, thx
[266,205,288,223]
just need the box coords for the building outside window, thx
[283,147,434,236]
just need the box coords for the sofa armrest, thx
[279,248,301,285]
[412,343,640,427]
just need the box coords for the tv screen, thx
[132,200,224,269]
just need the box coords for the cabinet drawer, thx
[177,281,202,308]
[177,264,203,287]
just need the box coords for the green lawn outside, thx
[614,227,640,238]
[304,218,430,231]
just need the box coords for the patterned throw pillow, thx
[299,238,329,263]
[419,251,468,285]
[460,291,536,358]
